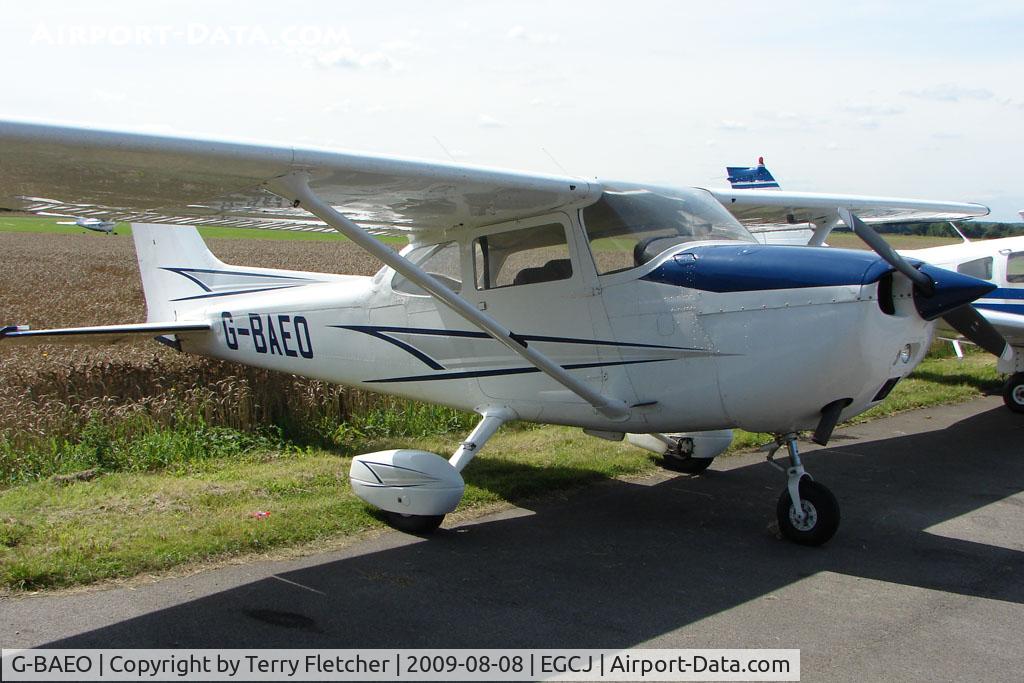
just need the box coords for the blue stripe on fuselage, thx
[988,287,1024,300]
[642,245,893,293]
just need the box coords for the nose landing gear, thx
[767,433,840,546]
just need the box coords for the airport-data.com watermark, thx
[3,648,800,681]
[30,23,349,47]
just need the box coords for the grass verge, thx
[0,350,1003,592]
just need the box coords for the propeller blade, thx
[942,304,1010,358]
[837,209,1009,359]
[838,208,934,296]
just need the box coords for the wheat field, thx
[0,231,424,462]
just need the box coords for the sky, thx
[2,0,1022,220]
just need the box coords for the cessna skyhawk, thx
[0,121,1005,545]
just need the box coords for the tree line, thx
[834,221,1024,240]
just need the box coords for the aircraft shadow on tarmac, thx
[44,407,1024,649]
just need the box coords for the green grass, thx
[0,426,651,590]
[0,350,1003,592]
[825,231,962,250]
[0,215,409,243]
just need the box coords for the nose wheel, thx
[1002,372,1024,414]
[767,434,840,546]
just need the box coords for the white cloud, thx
[322,100,352,115]
[716,120,747,131]
[997,96,1024,110]
[478,114,507,129]
[381,39,418,54]
[312,45,398,70]
[902,84,994,102]
[755,110,829,127]
[529,98,563,108]
[90,88,126,103]
[506,25,559,44]
[839,102,904,116]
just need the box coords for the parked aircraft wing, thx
[708,188,989,228]
[0,120,596,236]
[974,308,1024,346]
[0,322,210,346]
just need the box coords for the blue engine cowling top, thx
[643,244,995,321]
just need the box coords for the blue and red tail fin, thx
[726,156,780,190]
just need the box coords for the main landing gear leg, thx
[766,433,840,546]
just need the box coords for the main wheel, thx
[382,511,445,535]
[661,439,714,474]
[776,479,840,546]
[1003,373,1024,414]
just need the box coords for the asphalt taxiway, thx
[2,396,1022,681]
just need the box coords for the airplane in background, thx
[727,158,1024,412]
[56,216,118,234]
[726,158,816,245]
[900,237,1024,412]
[726,157,780,190]
[0,121,1007,546]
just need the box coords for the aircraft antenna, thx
[432,136,457,162]
[948,221,970,243]
[541,147,570,175]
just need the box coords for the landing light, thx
[899,344,912,364]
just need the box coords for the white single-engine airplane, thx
[0,122,1008,546]
[898,236,1024,412]
[55,216,117,234]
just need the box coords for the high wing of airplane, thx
[0,120,1004,546]
[715,158,989,246]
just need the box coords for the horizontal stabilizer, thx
[0,321,210,346]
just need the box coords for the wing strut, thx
[807,214,839,247]
[268,173,630,420]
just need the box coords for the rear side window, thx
[956,257,993,280]
[1008,252,1024,284]
[473,223,572,289]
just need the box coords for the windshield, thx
[391,241,462,295]
[582,186,755,275]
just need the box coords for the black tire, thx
[1003,373,1024,414]
[776,479,840,546]
[382,511,445,535]
[661,448,714,474]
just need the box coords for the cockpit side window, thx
[391,241,462,295]
[473,222,572,290]
[956,256,993,281]
[1007,252,1024,284]
[581,187,755,275]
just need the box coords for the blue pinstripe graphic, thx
[367,359,666,384]
[331,325,704,380]
[170,285,301,301]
